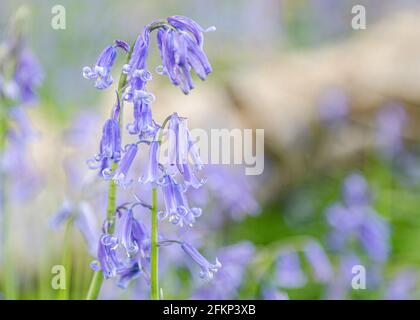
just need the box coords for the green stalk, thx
[85,45,133,300]
[150,187,159,300]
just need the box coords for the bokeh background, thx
[1,0,420,299]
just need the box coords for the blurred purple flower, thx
[304,241,333,283]
[375,103,407,160]
[12,49,43,103]
[385,269,417,300]
[318,87,348,127]
[342,172,370,207]
[262,288,289,300]
[358,210,390,263]
[276,250,307,288]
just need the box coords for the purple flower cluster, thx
[326,172,390,263]
[0,22,43,203]
[324,172,390,298]
[275,241,333,291]
[82,16,219,287]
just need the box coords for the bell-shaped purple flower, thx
[167,16,215,47]
[140,141,161,184]
[166,113,204,188]
[108,143,138,187]
[13,49,43,103]
[127,99,156,136]
[276,250,307,288]
[157,18,213,94]
[91,234,122,279]
[88,99,122,171]
[116,209,138,255]
[159,175,202,227]
[181,242,221,280]
[303,241,333,283]
[83,45,117,90]
[122,27,153,103]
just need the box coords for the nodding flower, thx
[83,45,118,90]
[158,175,202,227]
[140,140,161,185]
[122,28,153,103]
[156,16,214,94]
[87,96,122,172]
[91,234,121,279]
[166,113,204,188]
[116,208,140,255]
[181,242,221,280]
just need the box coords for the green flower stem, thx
[150,187,159,300]
[85,45,134,300]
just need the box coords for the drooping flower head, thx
[158,175,202,227]
[276,250,307,288]
[165,113,204,188]
[157,16,215,94]
[181,242,221,280]
[106,143,138,187]
[87,94,122,173]
[83,45,117,90]
[303,241,333,283]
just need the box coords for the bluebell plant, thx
[82,16,218,300]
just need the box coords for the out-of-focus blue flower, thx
[342,172,370,207]
[357,210,390,263]
[318,87,348,128]
[304,241,333,283]
[262,288,289,300]
[326,253,360,300]
[50,201,100,256]
[13,49,43,103]
[157,16,214,94]
[107,143,138,187]
[375,103,407,160]
[276,250,307,288]
[385,269,417,300]
[83,45,117,90]
[181,242,221,280]
[193,165,260,223]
